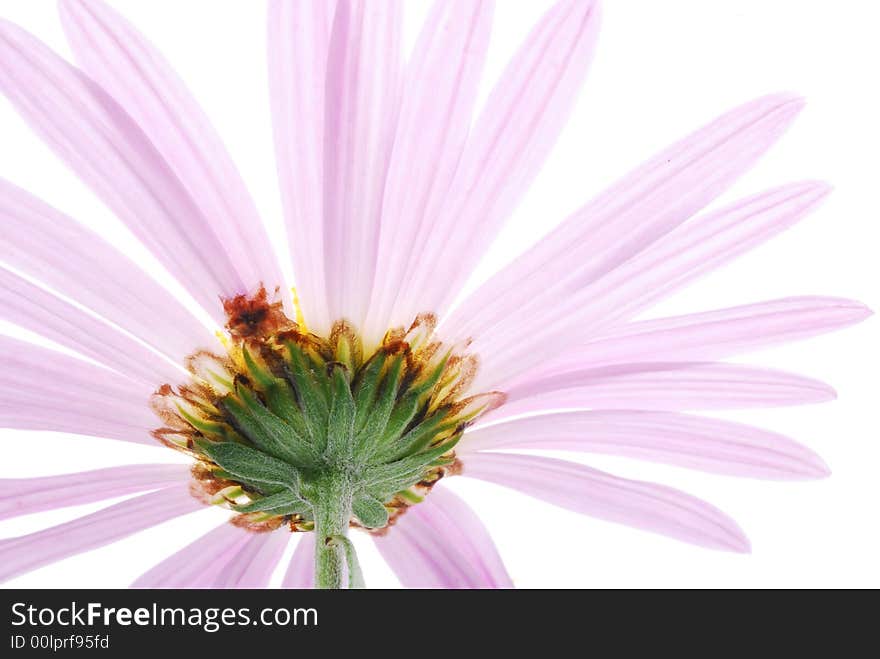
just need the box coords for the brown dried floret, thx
[222,285,293,340]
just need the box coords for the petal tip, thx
[767,91,806,113]
[728,529,752,554]
[818,384,838,403]
[791,450,832,480]
[851,302,875,321]
[784,179,834,206]
[812,451,833,478]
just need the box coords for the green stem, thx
[313,472,352,589]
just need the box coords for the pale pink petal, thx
[476,181,831,389]
[268,0,337,335]
[395,0,601,325]
[213,531,290,588]
[461,411,829,480]
[0,409,149,444]
[374,486,512,588]
[490,362,835,418]
[322,0,403,328]
[0,180,214,365]
[0,21,245,318]
[444,94,805,346]
[0,267,182,385]
[282,533,316,588]
[537,296,872,373]
[0,464,190,520]
[132,522,249,588]
[59,0,285,298]
[0,335,156,444]
[461,452,749,552]
[0,485,203,583]
[364,0,494,342]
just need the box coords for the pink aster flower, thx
[0,0,870,589]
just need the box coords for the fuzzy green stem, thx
[313,472,352,589]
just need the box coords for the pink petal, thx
[0,20,245,318]
[322,0,403,328]
[268,0,337,335]
[0,267,182,385]
[0,485,203,583]
[476,181,831,389]
[132,522,250,588]
[461,452,749,552]
[0,180,214,364]
[213,531,290,588]
[491,362,835,418]
[539,296,872,372]
[59,0,285,299]
[373,486,512,588]
[0,464,190,520]
[0,336,156,444]
[364,0,494,342]
[444,94,805,349]
[282,533,316,588]
[395,0,601,325]
[461,411,829,480]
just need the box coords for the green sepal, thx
[332,327,362,374]
[241,346,277,389]
[355,355,404,455]
[325,365,356,461]
[261,381,310,438]
[352,351,386,433]
[376,390,422,447]
[351,494,389,529]
[379,414,460,463]
[234,490,312,515]
[195,439,301,493]
[397,489,425,504]
[409,353,449,397]
[281,340,330,448]
[176,406,238,442]
[363,436,460,500]
[225,383,319,468]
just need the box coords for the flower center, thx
[150,287,504,540]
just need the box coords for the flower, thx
[0,0,870,589]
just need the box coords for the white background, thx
[1,0,878,588]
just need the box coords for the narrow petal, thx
[476,181,831,389]
[322,0,403,328]
[0,180,215,365]
[0,20,245,318]
[492,362,835,418]
[0,267,182,385]
[373,487,512,588]
[0,464,190,520]
[59,0,285,298]
[394,0,601,324]
[444,94,805,347]
[0,485,203,583]
[268,0,337,335]
[364,0,494,342]
[213,531,290,588]
[282,533,316,588]
[461,452,749,552]
[461,411,829,480]
[538,297,873,372]
[0,335,156,444]
[132,522,249,588]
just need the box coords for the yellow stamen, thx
[291,286,307,331]
[215,330,230,350]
